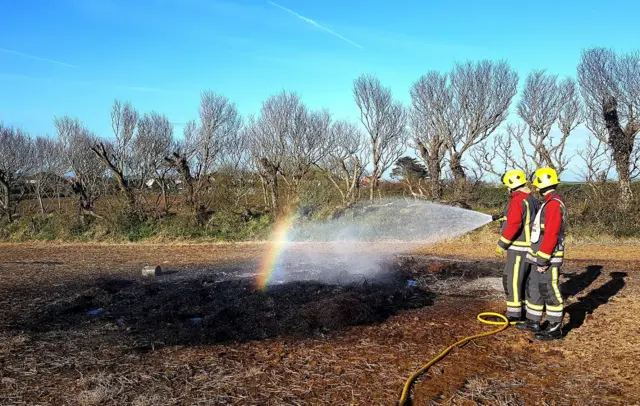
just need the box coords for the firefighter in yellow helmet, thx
[517,167,567,340]
[495,169,540,322]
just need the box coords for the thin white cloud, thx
[0,48,77,68]
[267,1,363,49]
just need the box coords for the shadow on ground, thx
[564,271,627,333]
[4,264,436,348]
[561,265,603,297]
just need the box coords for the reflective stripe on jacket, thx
[527,193,566,266]
[497,191,540,252]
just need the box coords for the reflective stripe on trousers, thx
[503,251,531,317]
[525,266,564,323]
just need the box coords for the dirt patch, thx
[0,243,639,405]
[8,276,435,347]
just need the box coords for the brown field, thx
[1,241,639,405]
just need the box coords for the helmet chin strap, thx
[510,185,530,193]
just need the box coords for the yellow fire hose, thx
[398,312,517,406]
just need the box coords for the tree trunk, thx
[369,178,376,201]
[326,173,346,203]
[618,177,633,207]
[603,96,634,209]
[37,189,45,215]
[370,141,380,201]
[67,178,100,225]
[449,152,467,198]
[91,143,137,214]
[449,152,466,182]
[406,180,416,197]
[352,170,361,205]
[195,204,208,226]
[270,172,279,213]
[259,174,269,207]
[72,181,92,213]
[534,134,556,171]
[34,181,45,215]
[166,153,204,222]
[160,181,169,215]
[417,141,443,199]
[0,177,12,221]
[427,160,442,199]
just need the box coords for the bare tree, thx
[447,61,518,193]
[111,100,139,175]
[280,108,332,200]
[471,128,529,179]
[557,77,583,164]
[91,100,139,213]
[246,91,301,213]
[246,91,331,212]
[320,120,369,205]
[578,47,640,208]
[410,72,450,198]
[132,112,175,215]
[166,121,199,221]
[0,124,34,220]
[353,74,408,200]
[575,135,615,217]
[196,92,242,175]
[220,126,253,209]
[411,62,517,197]
[241,121,270,208]
[391,156,429,199]
[577,136,613,184]
[55,116,105,220]
[32,136,65,215]
[632,135,640,180]
[165,92,241,223]
[516,71,582,174]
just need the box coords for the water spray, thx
[255,198,493,289]
[254,198,510,405]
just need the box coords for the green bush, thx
[7,215,60,241]
[151,210,273,241]
[3,181,640,242]
[123,221,157,242]
[469,183,640,239]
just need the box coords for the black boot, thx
[506,315,523,323]
[516,319,542,332]
[535,322,563,340]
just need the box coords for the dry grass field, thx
[1,241,638,405]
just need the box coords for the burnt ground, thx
[0,243,639,405]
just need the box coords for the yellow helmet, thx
[501,169,527,190]
[531,167,559,190]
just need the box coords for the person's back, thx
[495,170,539,321]
[518,168,567,340]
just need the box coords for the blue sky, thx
[1,0,639,179]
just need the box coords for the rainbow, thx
[256,213,297,290]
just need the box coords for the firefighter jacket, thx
[497,190,540,253]
[526,193,566,266]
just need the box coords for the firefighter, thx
[494,169,540,322]
[517,167,566,340]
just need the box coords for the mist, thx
[263,199,492,287]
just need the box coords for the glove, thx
[536,265,549,273]
[536,255,551,267]
[495,245,506,258]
